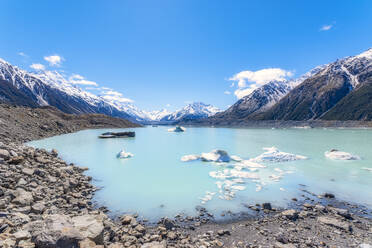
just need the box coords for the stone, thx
[13,230,31,241]
[324,193,335,198]
[22,168,35,176]
[317,216,351,231]
[25,214,83,247]
[281,210,298,221]
[71,215,105,245]
[31,202,45,214]
[141,241,166,248]
[121,215,135,225]
[0,149,10,159]
[161,218,175,230]
[12,188,34,206]
[262,202,272,210]
[17,240,36,248]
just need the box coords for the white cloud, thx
[18,52,28,57]
[30,63,45,70]
[44,54,64,66]
[101,90,133,103]
[69,74,98,86]
[320,24,333,31]
[229,68,293,99]
[224,90,231,95]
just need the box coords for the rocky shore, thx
[0,104,371,247]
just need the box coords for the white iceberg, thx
[168,126,186,132]
[180,154,200,162]
[199,191,215,204]
[251,147,307,163]
[325,149,360,160]
[201,149,231,162]
[117,149,134,159]
[362,167,372,172]
[182,149,245,163]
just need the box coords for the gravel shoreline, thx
[0,105,371,247]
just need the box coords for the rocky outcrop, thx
[0,104,140,143]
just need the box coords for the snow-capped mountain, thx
[259,48,372,121]
[209,65,326,122]
[0,58,146,122]
[160,102,220,122]
[0,58,221,124]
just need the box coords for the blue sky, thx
[2,0,372,111]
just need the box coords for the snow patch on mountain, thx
[160,102,220,122]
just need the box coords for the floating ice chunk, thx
[201,149,230,162]
[181,154,200,162]
[199,191,215,204]
[209,170,230,179]
[239,160,266,168]
[168,126,186,132]
[362,167,372,172]
[325,149,360,160]
[251,147,307,163]
[230,155,243,162]
[230,169,259,179]
[230,185,246,191]
[269,174,282,181]
[280,187,286,191]
[256,184,262,192]
[117,149,133,159]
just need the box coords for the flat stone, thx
[317,216,351,231]
[0,149,10,160]
[71,215,104,245]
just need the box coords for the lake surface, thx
[27,127,372,220]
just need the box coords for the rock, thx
[13,230,31,241]
[0,149,10,159]
[141,241,166,248]
[79,238,103,248]
[217,229,231,236]
[17,239,36,248]
[324,193,335,198]
[12,188,34,206]
[360,244,372,248]
[167,231,177,240]
[22,168,35,176]
[121,215,135,225]
[108,243,124,248]
[31,202,45,214]
[71,215,104,245]
[281,210,298,221]
[25,214,83,247]
[161,218,175,230]
[317,216,351,231]
[8,156,24,164]
[274,242,296,248]
[262,202,272,210]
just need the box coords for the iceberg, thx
[201,149,230,162]
[180,154,200,162]
[251,147,307,163]
[182,149,243,163]
[325,149,360,160]
[362,167,372,172]
[117,149,134,159]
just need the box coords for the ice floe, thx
[325,149,360,160]
[117,149,134,159]
[362,167,372,172]
[251,147,307,163]
[181,149,243,163]
[180,154,200,162]
[199,191,215,204]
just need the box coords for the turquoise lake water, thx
[27,127,372,220]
